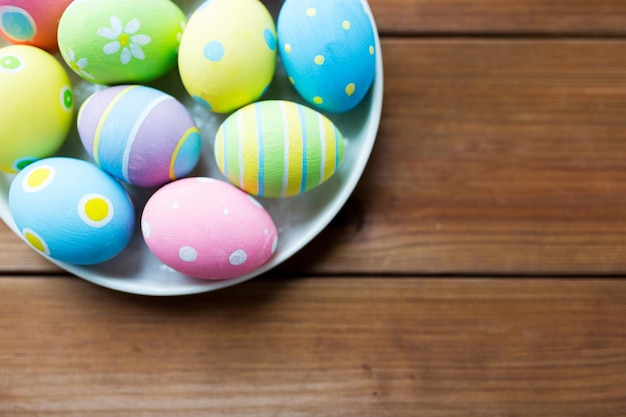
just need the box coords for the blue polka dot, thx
[0,8,35,41]
[193,95,212,110]
[264,28,276,51]
[203,40,224,61]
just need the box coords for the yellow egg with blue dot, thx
[214,100,344,198]
[178,0,277,114]
[0,44,73,173]
[8,157,135,265]
[278,0,377,113]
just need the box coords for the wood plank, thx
[4,39,626,275]
[284,38,626,275]
[0,276,624,416]
[368,0,626,35]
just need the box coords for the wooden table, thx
[2,1,626,415]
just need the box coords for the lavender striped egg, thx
[214,100,344,198]
[78,85,202,187]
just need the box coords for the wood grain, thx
[367,0,626,35]
[286,38,626,275]
[1,276,625,416]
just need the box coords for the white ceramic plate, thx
[0,0,383,296]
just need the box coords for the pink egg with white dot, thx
[141,177,278,280]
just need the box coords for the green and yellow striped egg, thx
[214,100,345,198]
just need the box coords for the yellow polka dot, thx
[27,168,51,188]
[78,194,114,228]
[314,55,325,65]
[345,83,356,96]
[306,8,316,17]
[288,76,295,85]
[369,45,375,55]
[284,43,292,54]
[343,20,351,30]
[85,198,109,222]
[23,166,55,193]
[23,229,49,255]
[313,96,323,105]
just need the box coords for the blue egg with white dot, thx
[178,0,277,114]
[278,0,377,113]
[8,157,135,265]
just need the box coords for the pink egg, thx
[141,177,278,280]
[0,0,73,51]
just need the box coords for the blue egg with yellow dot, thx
[8,157,135,265]
[277,0,377,113]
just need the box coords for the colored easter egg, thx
[277,0,377,113]
[214,100,344,198]
[57,0,186,84]
[178,0,277,113]
[0,0,73,51]
[9,157,135,265]
[0,45,73,173]
[141,177,278,280]
[77,85,202,188]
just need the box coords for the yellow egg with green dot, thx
[0,45,74,173]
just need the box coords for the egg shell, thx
[8,157,135,265]
[0,0,73,51]
[0,45,73,173]
[214,100,345,198]
[277,0,377,113]
[78,85,202,188]
[178,0,277,113]
[57,0,186,84]
[141,177,278,280]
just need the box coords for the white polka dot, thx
[271,236,278,254]
[229,249,247,266]
[142,219,151,238]
[197,178,214,183]
[264,229,269,235]
[172,202,179,209]
[223,208,230,215]
[179,246,198,262]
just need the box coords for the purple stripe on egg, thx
[126,97,198,187]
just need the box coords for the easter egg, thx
[0,0,73,51]
[214,100,344,198]
[0,45,73,173]
[8,157,135,265]
[277,0,377,113]
[178,0,277,113]
[141,177,278,280]
[77,85,202,188]
[57,0,186,84]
